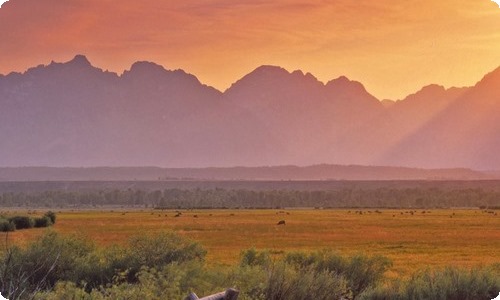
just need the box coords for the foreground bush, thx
[360,266,500,300]
[285,250,391,299]
[259,263,347,300]
[38,263,219,300]
[0,230,208,299]
[2,232,499,300]
[0,231,93,299]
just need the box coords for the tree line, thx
[0,187,499,209]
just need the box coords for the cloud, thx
[492,0,500,8]
[0,0,9,8]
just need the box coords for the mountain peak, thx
[128,61,166,74]
[121,61,170,81]
[420,84,446,92]
[409,84,446,98]
[329,75,350,83]
[251,65,289,77]
[326,76,367,93]
[68,55,92,67]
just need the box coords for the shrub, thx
[71,246,125,290]
[127,232,206,266]
[232,250,348,300]
[34,216,53,228]
[0,218,15,232]
[285,250,392,299]
[240,248,271,267]
[262,263,348,300]
[39,263,220,300]
[8,216,35,230]
[44,211,56,224]
[359,266,500,300]
[0,231,94,299]
[105,231,207,283]
[401,267,500,300]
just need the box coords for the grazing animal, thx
[277,220,286,225]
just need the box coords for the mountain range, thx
[1,55,499,170]
[0,165,492,181]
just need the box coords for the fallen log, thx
[185,288,239,300]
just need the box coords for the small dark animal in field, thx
[193,215,198,218]
[286,212,290,215]
[230,213,235,216]
[277,220,286,225]
[174,213,181,217]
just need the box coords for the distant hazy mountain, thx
[0,165,491,181]
[378,67,500,169]
[0,56,499,170]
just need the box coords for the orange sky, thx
[1,0,500,99]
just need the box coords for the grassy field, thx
[3,208,499,278]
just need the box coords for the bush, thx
[121,232,207,279]
[0,218,15,232]
[39,263,221,300]
[240,248,272,267]
[263,263,348,300]
[285,250,391,299]
[8,215,35,230]
[0,231,94,299]
[44,211,56,224]
[402,267,499,300]
[34,216,53,228]
[359,266,500,300]
[231,249,349,300]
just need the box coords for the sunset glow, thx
[1,0,500,99]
